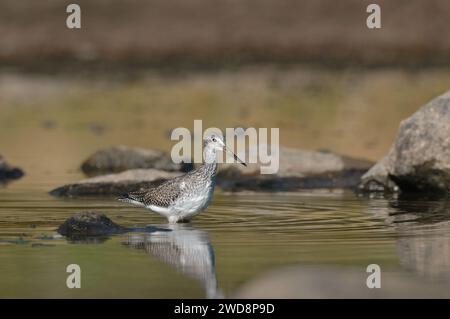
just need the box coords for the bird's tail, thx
[117,193,133,203]
[117,193,146,207]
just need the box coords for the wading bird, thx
[118,134,246,223]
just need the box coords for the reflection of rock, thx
[123,224,221,299]
[49,169,181,197]
[366,195,450,281]
[388,196,450,281]
[81,145,193,176]
[396,225,450,280]
[0,155,24,184]
[360,91,450,194]
[233,265,450,298]
[57,211,127,238]
[218,147,372,191]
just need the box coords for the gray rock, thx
[0,155,24,183]
[57,211,127,237]
[360,91,450,194]
[81,145,192,176]
[52,148,372,196]
[217,147,373,191]
[50,168,182,197]
[233,265,450,298]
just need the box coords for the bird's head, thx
[204,134,246,166]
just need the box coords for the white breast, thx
[172,182,215,219]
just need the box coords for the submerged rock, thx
[0,237,28,245]
[360,91,450,194]
[81,145,192,176]
[50,168,181,197]
[217,147,373,191]
[57,211,127,237]
[0,155,24,183]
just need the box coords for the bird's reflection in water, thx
[123,224,222,298]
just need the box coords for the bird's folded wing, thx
[127,179,182,208]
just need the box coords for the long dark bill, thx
[224,146,247,166]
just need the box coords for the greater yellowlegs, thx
[118,134,246,223]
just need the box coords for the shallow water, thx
[1,69,450,298]
[1,175,450,298]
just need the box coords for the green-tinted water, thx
[1,68,450,298]
[2,179,450,298]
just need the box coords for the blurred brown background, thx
[1,0,450,68]
[1,0,450,183]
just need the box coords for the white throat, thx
[203,144,219,164]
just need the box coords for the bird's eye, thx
[212,138,216,142]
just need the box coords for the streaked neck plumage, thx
[202,143,218,176]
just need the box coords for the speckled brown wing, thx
[122,178,182,208]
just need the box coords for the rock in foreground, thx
[81,145,192,176]
[57,211,127,237]
[360,91,450,194]
[50,169,182,197]
[233,265,450,298]
[0,156,24,183]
